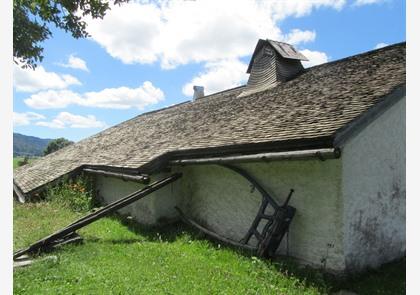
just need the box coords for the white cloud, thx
[155,0,280,69]
[283,29,316,45]
[36,112,107,129]
[24,90,84,109]
[374,42,389,49]
[84,0,340,97]
[300,49,329,68]
[81,81,164,109]
[86,0,343,69]
[87,2,163,65]
[14,64,81,93]
[24,81,164,110]
[182,59,248,96]
[58,54,89,72]
[267,0,346,20]
[353,0,386,6]
[13,112,46,126]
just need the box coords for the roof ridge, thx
[196,42,405,101]
[305,41,405,71]
[133,101,190,117]
[195,85,246,101]
[105,85,246,127]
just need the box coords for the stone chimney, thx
[239,39,308,97]
[193,86,205,101]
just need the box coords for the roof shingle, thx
[14,43,406,195]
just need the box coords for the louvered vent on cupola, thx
[239,39,308,97]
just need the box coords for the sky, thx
[13,0,406,142]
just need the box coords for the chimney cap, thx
[193,85,205,100]
[193,85,204,91]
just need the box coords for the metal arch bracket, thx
[176,163,296,258]
[220,164,295,258]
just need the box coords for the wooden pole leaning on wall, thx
[13,172,182,260]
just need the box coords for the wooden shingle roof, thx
[14,43,406,195]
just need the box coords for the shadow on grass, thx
[34,208,399,295]
[114,214,192,243]
[331,258,406,295]
[109,213,405,295]
[83,237,145,245]
[113,213,254,255]
[16,205,405,295]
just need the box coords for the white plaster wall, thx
[178,160,346,271]
[95,171,183,226]
[341,97,406,271]
[94,159,346,271]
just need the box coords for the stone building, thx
[14,40,406,273]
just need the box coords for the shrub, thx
[17,156,29,167]
[44,175,96,212]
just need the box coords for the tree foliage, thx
[13,0,128,68]
[17,156,30,167]
[44,137,74,155]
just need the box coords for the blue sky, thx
[13,0,405,142]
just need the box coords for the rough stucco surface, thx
[97,160,346,271]
[341,97,406,271]
[178,162,345,271]
[95,172,182,226]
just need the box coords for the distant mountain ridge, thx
[13,133,53,157]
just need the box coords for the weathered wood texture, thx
[14,43,405,196]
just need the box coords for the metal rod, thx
[175,207,256,251]
[170,148,340,166]
[216,164,280,245]
[13,173,182,260]
[220,164,279,209]
[282,189,294,207]
[83,168,150,184]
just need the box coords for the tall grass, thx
[13,174,405,294]
[43,175,96,212]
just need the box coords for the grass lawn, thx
[13,157,23,169]
[13,201,405,294]
[13,157,37,169]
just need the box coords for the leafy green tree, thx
[14,0,128,68]
[44,137,74,155]
[17,156,29,167]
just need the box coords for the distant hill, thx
[13,133,53,157]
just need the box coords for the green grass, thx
[13,201,405,294]
[13,157,22,169]
[13,157,36,169]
